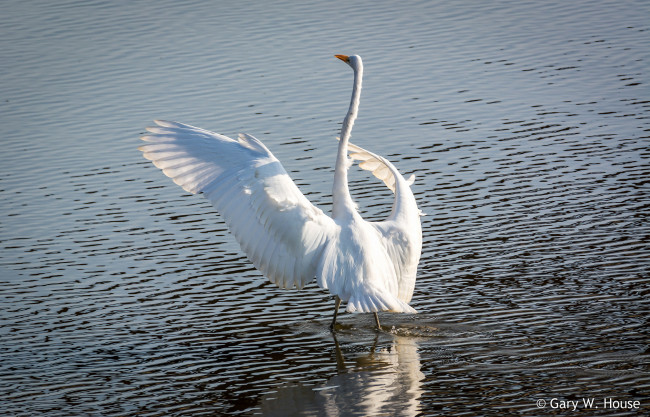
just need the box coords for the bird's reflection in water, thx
[258,333,424,416]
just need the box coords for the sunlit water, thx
[1,0,649,415]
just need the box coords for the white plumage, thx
[139,55,422,328]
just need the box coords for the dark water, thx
[1,0,649,415]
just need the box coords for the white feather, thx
[337,138,418,194]
[140,120,335,290]
[139,55,423,321]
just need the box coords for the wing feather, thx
[337,138,423,306]
[369,155,423,304]
[338,138,416,193]
[139,120,335,289]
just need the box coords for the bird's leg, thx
[330,296,341,330]
[373,312,382,331]
[331,332,346,372]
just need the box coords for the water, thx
[1,0,649,415]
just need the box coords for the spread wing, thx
[342,140,423,304]
[139,120,336,289]
[339,138,415,193]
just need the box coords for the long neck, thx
[332,64,362,219]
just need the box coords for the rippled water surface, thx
[1,0,649,415]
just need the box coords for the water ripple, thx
[2,0,649,415]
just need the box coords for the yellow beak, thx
[334,54,350,62]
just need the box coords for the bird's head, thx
[335,54,362,70]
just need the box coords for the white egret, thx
[139,54,422,330]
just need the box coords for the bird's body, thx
[139,55,422,328]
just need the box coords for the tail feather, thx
[346,291,417,314]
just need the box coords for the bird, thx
[138,54,422,330]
